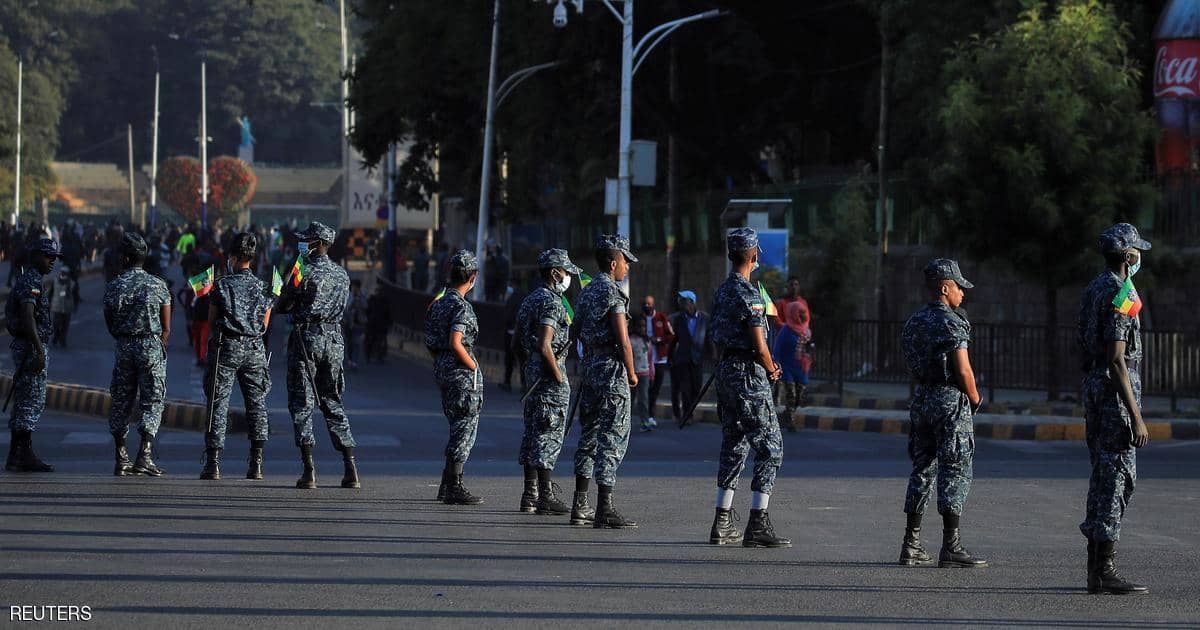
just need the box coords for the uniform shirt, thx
[710,272,767,351]
[515,284,572,400]
[278,254,349,324]
[901,302,970,384]
[212,268,272,337]
[424,288,478,353]
[1077,270,1142,373]
[577,272,628,350]
[6,268,51,341]
[103,267,171,337]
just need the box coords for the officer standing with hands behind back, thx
[708,227,790,548]
[898,259,986,568]
[5,238,60,473]
[276,222,360,490]
[1076,223,1151,595]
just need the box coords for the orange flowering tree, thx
[155,155,257,223]
[156,156,203,221]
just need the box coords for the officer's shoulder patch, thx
[29,288,41,295]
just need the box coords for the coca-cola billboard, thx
[1155,41,1200,98]
[1154,0,1200,175]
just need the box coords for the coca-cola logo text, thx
[1156,43,1200,98]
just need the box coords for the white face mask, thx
[556,273,572,293]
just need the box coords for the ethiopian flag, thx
[188,265,215,297]
[271,267,284,296]
[758,281,778,318]
[1112,277,1143,317]
[290,255,306,287]
[579,272,593,289]
[561,296,575,325]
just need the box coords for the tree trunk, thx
[1045,283,1060,401]
[666,25,682,305]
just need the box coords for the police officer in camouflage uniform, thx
[425,250,484,505]
[573,234,638,529]
[514,248,581,516]
[104,233,172,477]
[200,232,274,481]
[4,238,60,473]
[1076,223,1150,595]
[708,228,789,548]
[276,222,359,490]
[898,259,986,568]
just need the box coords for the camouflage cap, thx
[1098,223,1152,253]
[295,221,336,244]
[31,237,61,258]
[120,232,148,257]
[923,258,974,290]
[726,227,759,253]
[537,248,582,274]
[449,249,478,271]
[595,234,638,263]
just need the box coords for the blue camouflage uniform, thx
[1077,224,1150,543]
[901,259,976,517]
[277,222,355,450]
[425,251,483,463]
[516,249,580,470]
[104,267,171,438]
[6,267,52,432]
[575,235,637,487]
[711,229,782,495]
[204,268,273,450]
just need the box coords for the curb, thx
[0,373,245,434]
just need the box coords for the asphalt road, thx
[1,265,1199,628]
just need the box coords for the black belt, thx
[585,344,620,357]
[721,348,757,360]
[116,333,158,340]
[294,322,339,332]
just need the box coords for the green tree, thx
[930,0,1156,398]
[0,46,63,214]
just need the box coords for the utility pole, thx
[128,124,136,225]
[666,20,681,302]
[473,0,502,301]
[385,143,397,283]
[150,61,160,230]
[340,0,351,243]
[616,0,634,239]
[12,57,22,226]
[200,56,209,226]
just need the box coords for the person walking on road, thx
[4,238,60,473]
[668,290,709,424]
[200,232,274,482]
[103,233,172,477]
[1076,223,1151,595]
[513,249,580,516]
[425,250,485,505]
[48,266,78,348]
[898,258,987,568]
[639,295,673,428]
[708,228,790,548]
[276,222,360,490]
[573,234,639,529]
[771,300,813,433]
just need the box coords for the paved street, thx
[2,267,1199,628]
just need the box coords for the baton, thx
[678,370,717,429]
[2,368,19,413]
[563,389,580,439]
[520,377,543,403]
[205,334,223,435]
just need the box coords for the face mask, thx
[1128,255,1142,277]
[751,256,760,273]
[298,241,310,257]
[555,273,572,293]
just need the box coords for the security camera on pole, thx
[541,0,724,243]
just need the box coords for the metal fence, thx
[809,320,1200,408]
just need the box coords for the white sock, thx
[751,491,770,510]
[716,487,735,509]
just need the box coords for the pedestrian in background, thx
[365,283,391,364]
[630,324,656,432]
[48,266,78,348]
[639,295,673,428]
[772,300,813,433]
[669,290,709,424]
[343,279,367,370]
[501,280,525,393]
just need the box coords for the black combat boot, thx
[6,429,53,473]
[1086,536,1099,593]
[535,469,570,515]
[341,447,361,489]
[593,485,637,529]
[246,440,264,480]
[519,466,538,513]
[444,462,483,505]
[132,431,165,476]
[199,448,221,480]
[743,509,791,548]
[436,466,450,502]
[1093,541,1149,595]
[938,515,987,568]
[899,513,933,566]
[296,445,316,489]
[113,435,134,476]
[709,508,743,545]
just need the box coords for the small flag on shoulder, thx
[189,265,215,297]
[758,281,778,317]
[1112,276,1143,317]
[561,296,575,325]
[290,255,306,287]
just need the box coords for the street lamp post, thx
[11,57,22,226]
[150,49,160,230]
[472,0,503,301]
[200,55,210,226]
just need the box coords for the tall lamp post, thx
[543,1,724,239]
[11,57,22,226]
[199,53,210,226]
[150,47,161,230]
